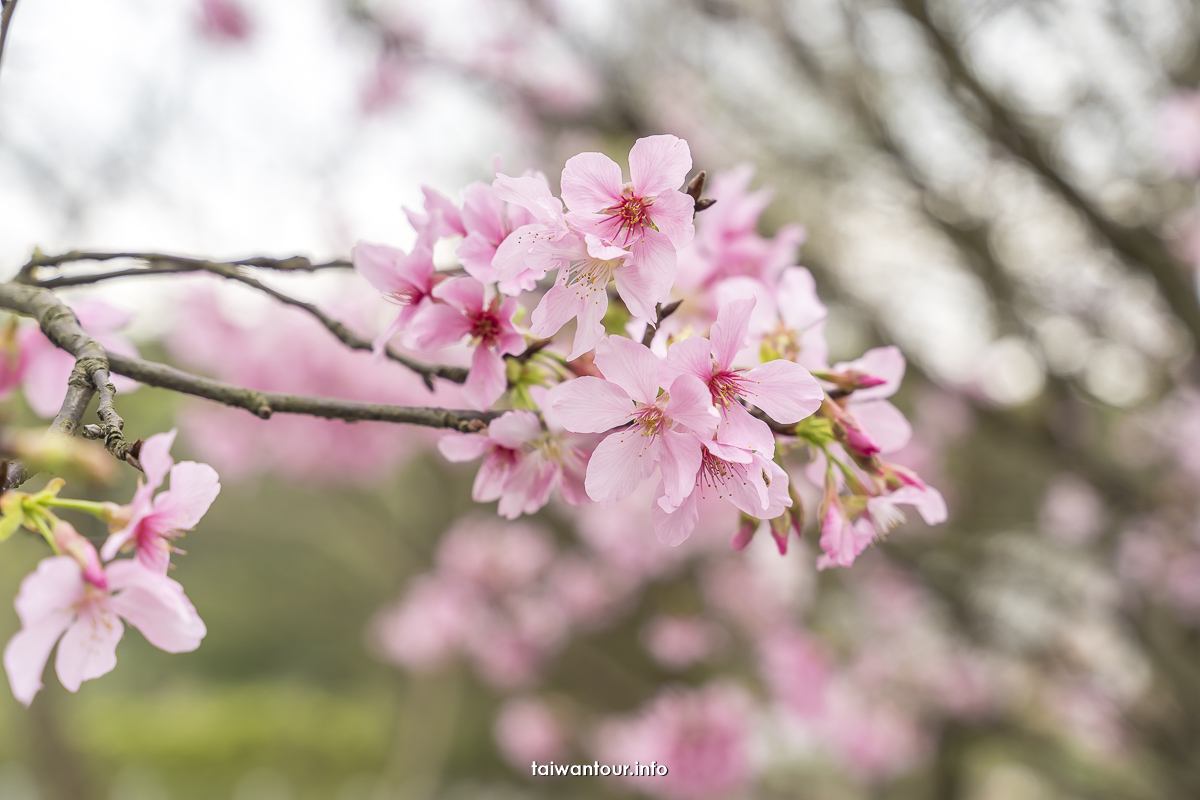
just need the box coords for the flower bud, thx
[52,520,107,589]
[731,517,756,551]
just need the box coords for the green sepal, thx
[795,415,836,447]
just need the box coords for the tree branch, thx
[0,282,495,450]
[104,352,495,431]
[25,251,470,389]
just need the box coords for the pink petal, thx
[151,461,221,532]
[464,346,508,411]
[74,300,133,333]
[887,485,948,525]
[657,428,703,511]
[612,260,664,323]
[646,189,695,249]
[584,429,658,507]
[106,562,206,653]
[437,432,492,463]
[716,402,776,455]
[628,134,692,197]
[13,557,84,625]
[651,485,700,546]
[457,233,501,283]
[488,410,542,449]
[473,448,518,502]
[21,346,74,418]
[4,608,73,706]
[551,376,633,433]
[530,284,583,340]
[371,313,408,356]
[432,277,486,314]
[723,459,772,516]
[665,374,719,436]
[352,241,408,296]
[851,400,912,454]
[742,360,823,424]
[461,182,506,243]
[569,286,609,361]
[711,298,756,370]
[837,346,905,402]
[137,429,179,492]
[627,229,677,303]
[660,335,713,388]
[493,173,561,222]
[408,303,472,351]
[778,267,828,332]
[560,152,622,214]
[594,336,661,406]
[55,605,122,692]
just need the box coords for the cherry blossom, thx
[4,556,205,706]
[100,429,221,572]
[662,297,822,454]
[560,134,695,288]
[408,277,524,410]
[552,335,718,509]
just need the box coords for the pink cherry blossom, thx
[831,346,912,454]
[652,443,791,546]
[758,627,831,719]
[17,300,140,419]
[552,336,718,509]
[100,429,221,573]
[198,0,251,42]
[404,186,466,242]
[490,173,574,287]
[593,683,754,800]
[4,557,205,706]
[457,179,541,292]
[816,490,875,571]
[494,696,568,771]
[353,227,439,354]
[530,234,662,359]
[675,165,806,291]
[561,134,695,287]
[642,615,726,670]
[438,409,588,520]
[408,277,524,410]
[662,298,822,454]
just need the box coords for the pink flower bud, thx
[52,521,107,590]
[731,519,756,551]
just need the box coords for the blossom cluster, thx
[354,134,946,566]
[1,431,219,705]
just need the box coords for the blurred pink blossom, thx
[494,697,568,771]
[198,0,251,43]
[642,616,726,670]
[1158,90,1200,176]
[1038,474,1106,545]
[593,683,754,800]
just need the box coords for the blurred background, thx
[2,0,1200,798]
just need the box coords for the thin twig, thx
[26,251,469,388]
[640,299,684,347]
[0,0,19,82]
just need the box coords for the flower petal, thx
[657,428,703,511]
[594,336,661,406]
[464,346,508,411]
[487,410,542,449]
[711,298,756,370]
[352,241,408,296]
[836,345,905,401]
[106,562,206,653]
[660,335,713,388]
[152,461,221,532]
[4,609,73,706]
[742,360,823,424]
[560,152,623,214]
[551,376,633,433]
[665,374,719,436]
[651,485,700,546]
[629,135,692,198]
[584,429,658,507]
[54,605,122,692]
[851,400,912,454]
[646,189,695,249]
